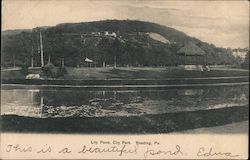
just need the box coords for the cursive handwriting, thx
[4,143,242,158]
[197,147,240,157]
[36,144,52,153]
[58,147,72,153]
[78,144,138,156]
[144,145,183,159]
[6,144,32,153]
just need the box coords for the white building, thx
[232,49,248,60]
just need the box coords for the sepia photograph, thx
[1,0,249,159]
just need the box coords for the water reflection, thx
[1,85,249,118]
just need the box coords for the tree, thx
[241,51,249,69]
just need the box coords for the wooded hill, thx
[2,20,241,68]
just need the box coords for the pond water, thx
[1,85,249,118]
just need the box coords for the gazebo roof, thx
[177,42,205,56]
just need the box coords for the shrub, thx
[241,51,249,69]
[56,67,67,78]
[42,63,56,78]
[20,63,29,75]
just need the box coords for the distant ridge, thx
[2,20,238,67]
[2,29,32,35]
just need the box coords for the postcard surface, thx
[1,0,249,159]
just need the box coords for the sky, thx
[2,0,249,48]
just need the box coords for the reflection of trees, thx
[40,86,248,107]
[37,85,250,118]
[202,86,248,100]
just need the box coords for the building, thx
[177,42,207,70]
[232,48,248,60]
[177,42,206,65]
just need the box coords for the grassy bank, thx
[65,67,249,79]
[1,67,249,80]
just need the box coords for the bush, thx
[42,63,56,78]
[20,63,29,75]
[56,67,67,78]
[241,51,249,69]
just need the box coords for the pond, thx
[1,85,249,118]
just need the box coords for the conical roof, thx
[44,63,55,68]
[177,42,205,56]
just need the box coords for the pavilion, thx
[177,42,206,70]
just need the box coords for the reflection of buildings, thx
[1,89,43,118]
[177,89,204,96]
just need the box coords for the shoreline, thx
[2,76,249,87]
[1,82,249,90]
[176,121,249,134]
[1,105,248,134]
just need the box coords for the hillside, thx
[2,29,32,36]
[1,20,239,68]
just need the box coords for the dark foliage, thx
[42,63,57,78]
[20,63,29,75]
[56,67,67,78]
[241,51,249,69]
